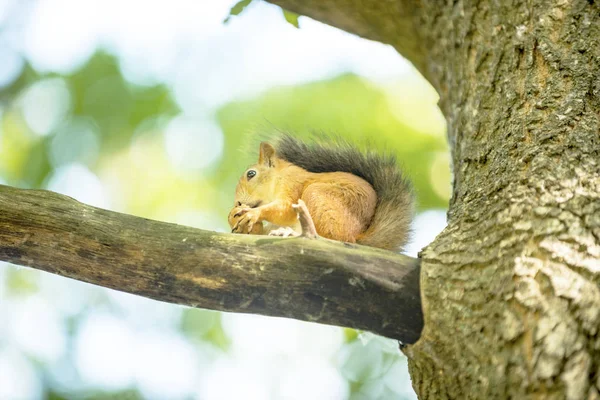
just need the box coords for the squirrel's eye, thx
[246,170,256,179]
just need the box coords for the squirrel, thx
[228,134,414,251]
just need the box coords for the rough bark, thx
[0,184,423,344]
[268,0,600,398]
[409,2,600,399]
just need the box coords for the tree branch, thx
[266,0,428,79]
[0,185,423,344]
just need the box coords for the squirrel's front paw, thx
[232,208,261,234]
[228,206,249,228]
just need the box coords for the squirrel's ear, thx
[258,142,276,167]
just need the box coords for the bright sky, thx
[3,0,415,111]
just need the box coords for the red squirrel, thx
[228,135,414,251]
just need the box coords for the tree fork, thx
[0,184,424,344]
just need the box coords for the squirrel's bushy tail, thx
[274,134,414,252]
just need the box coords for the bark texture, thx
[0,185,423,344]
[268,0,600,398]
[409,2,600,399]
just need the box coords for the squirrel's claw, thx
[229,205,251,233]
[268,227,299,237]
[233,207,250,219]
[233,208,260,234]
[231,217,247,233]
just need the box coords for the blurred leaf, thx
[339,340,384,382]
[70,52,179,152]
[204,315,231,351]
[229,0,253,15]
[181,308,219,338]
[0,109,50,188]
[351,379,385,399]
[23,138,52,188]
[351,385,415,400]
[224,0,254,23]
[5,267,39,295]
[0,52,179,189]
[48,387,144,399]
[0,109,36,185]
[79,389,144,400]
[357,332,402,356]
[47,392,69,400]
[282,9,300,28]
[0,63,40,103]
[344,328,360,342]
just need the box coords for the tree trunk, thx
[270,0,600,398]
[409,2,600,398]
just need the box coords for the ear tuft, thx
[258,142,276,167]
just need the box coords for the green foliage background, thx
[0,42,448,398]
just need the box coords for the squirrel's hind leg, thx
[300,183,364,243]
[268,200,319,239]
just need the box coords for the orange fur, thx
[229,142,377,243]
